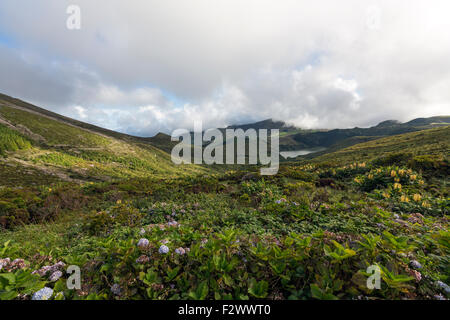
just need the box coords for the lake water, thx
[280,147,326,159]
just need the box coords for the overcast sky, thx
[0,0,449,136]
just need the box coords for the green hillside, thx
[0,93,139,142]
[137,115,450,157]
[285,116,450,151]
[303,125,450,165]
[0,95,448,301]
[0,102,207,187]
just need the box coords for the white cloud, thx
[0,0,449,136]
[74,106,87,119]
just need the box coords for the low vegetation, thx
[0,124,32,156]
[0,145,448,300]
[0,99,448,300]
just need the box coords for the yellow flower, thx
[400,195,409,202]
[418,180,424,185]
[413,194,422,202]
[359,162,366,168]
[394,177,400,182]
[398,169,405,176]
[382,192,391,198]
[422,201,431,208]
[391,170,397,177]
[410,175,417,181]
[116,199,122,204]
[368,174,374,179]
[48,188,52,192]
[393,183,402,190]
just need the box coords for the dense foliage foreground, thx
[0,153,449,300]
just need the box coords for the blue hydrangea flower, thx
[409,260,422,270]
[436,281,450,294]
[159,245,169,254]
[32,287,54,300]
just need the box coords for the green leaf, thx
[188,281,209,300]
[310,283,338,300]
[166,267,180,281]
[0,273,16,285]
[1,241,11,256]
[0,290,18,300]
[248,279,268,299]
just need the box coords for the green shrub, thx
[82,203,144,235]
[408,155,449,176]
[372,152,412,166]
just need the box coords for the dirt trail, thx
[0,115,16,128]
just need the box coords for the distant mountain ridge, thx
[284,115,450,150]
[216,116,450,153]
[226,119,297,131]
[0,92,448,158]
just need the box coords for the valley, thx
[0,94,448,301]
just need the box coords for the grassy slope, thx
[0,124,32,155]
[0,104,207,187]
[307,126,450,165]
[0,93,138,142]
[0,122,448,300]
[0,94,448,301]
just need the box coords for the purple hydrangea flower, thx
[49,270,63,282]
[32,261,66,277]
[11,258,26,270]
[136,255,150,264]
[0,258,11,271]
[175,247,186,255]
[111,284,121,296]
[167,221,179,227]
[159,245,169,254]
[137,238,149,248]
